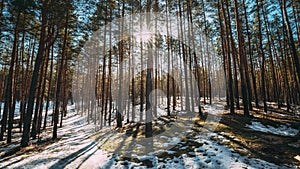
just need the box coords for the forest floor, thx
[0,102,299,169]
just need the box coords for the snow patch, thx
[246,121,299,136]
[0,103,295,169]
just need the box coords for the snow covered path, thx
[0,111,112,169]
[0,105,296,169]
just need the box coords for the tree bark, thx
[21,0,50,147]
[233,0,249,116]
[281,0,300,90]
[256,0,267,113]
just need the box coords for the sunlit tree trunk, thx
[281,0,300,84]
[218,0,229,108]
[220,0,235,114]
[43,44,54,130]
[6,12,20,143]
[53,9,69,140]
[37,46,50,137]
[166,0,171,116]
[225,0,240,110]
[233,0,249,116]
[256,0,267,113]
[139,0,144,122]
[178,0,190,112]
[101,7,107,128]
[21,0,50,147]
[242,0,259,108]
[130,12,136,122]
[108,6,113,126]
[116,0,125,128]
[188,0,202,115]
[31,43,48,139]
[145,0,153,138]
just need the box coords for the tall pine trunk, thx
[233,0,249,116]
[21,0,49,147]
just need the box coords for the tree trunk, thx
[243,0,259,108]
[21,0,50,147]
[225,0,240,110]
[53,9,69,140]
[220,0,235,114]
[145,0,153,138]
[6,12,20,143]
[116,1,125,128]
[179,0,190,112]
[43,43,54,130]
[233,0,249,116]
[188,0,202,115]
[282,0,300,84]
[256,0,267,113]
[262,6,280,107]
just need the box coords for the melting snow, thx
[246,121,299,136]
[0,104,296,169]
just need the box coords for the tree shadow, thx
[48,130,117,169]
[14,158,56,169]
[0,158,23,168]
[48,140,98,169]
[217,113,300,166]
[0,137,56,163]
[75,146,98,169]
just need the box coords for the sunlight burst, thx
[134,27,154,43]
